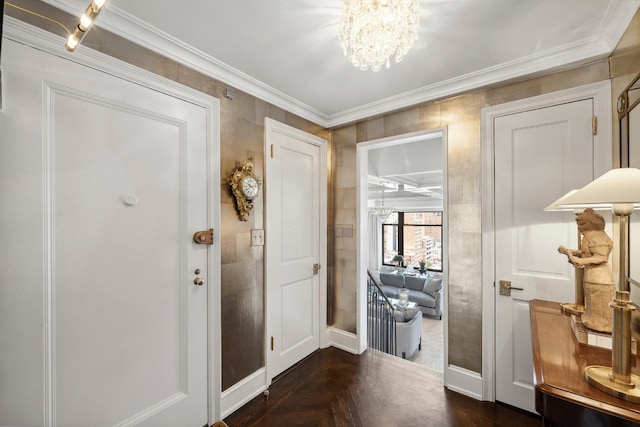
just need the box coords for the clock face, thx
[242,176,259,199]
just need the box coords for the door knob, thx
[194,277,204,286]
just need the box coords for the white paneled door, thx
[265,118,327,381]
[494,99,596,413]
[0,39,215,426]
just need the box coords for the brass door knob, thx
[194,277,205,286]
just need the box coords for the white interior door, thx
[0,39,213,426]
[494,99,596,413]
[265,118,327,381]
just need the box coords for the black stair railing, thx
[367,270,396,356]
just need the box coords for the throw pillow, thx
[423,277,443,298]
[404,275,427,291]
[379,272,404,289]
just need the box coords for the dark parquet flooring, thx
[223,347,542,427]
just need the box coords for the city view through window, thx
[382,211,442,271]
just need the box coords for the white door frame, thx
[264,118,328,384]
[480,80,612,402]
[4,17,223,424]
[356,128,449,375]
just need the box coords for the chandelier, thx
[371,205,394,220]
[370,187,394,220]
[339,0,419,72]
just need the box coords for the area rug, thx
[409,314,443,373]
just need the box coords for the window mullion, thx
[398,212,405,257]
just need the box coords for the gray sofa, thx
[377,271,443,319]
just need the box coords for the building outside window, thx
[382,211,442,271]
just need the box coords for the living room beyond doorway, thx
[361,128,447,377]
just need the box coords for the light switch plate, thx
[251,229,264,246]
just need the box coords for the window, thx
[382,211,442,272]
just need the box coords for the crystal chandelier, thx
[339,0,419,72]
[370,187,394,220]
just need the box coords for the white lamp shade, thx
[555,168,640,209]
[544,189,579,211]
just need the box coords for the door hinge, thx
[270,144,275,158]
[592,116,597,135]
[271,336,274,351]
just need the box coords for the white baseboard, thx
[327,327,361,354]
[219,337,481,421]
[445,365,484,401]
[220,368,268,419]
[221,329,359,419]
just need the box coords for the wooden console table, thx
[530,299,640,426]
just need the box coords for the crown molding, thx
[2,16,221,114]
[35,0,331,125]
[325,37,611,127]
[30,0,640,129]
[326,0,638,126]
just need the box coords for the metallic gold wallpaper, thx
[7,0,639,385]
[331,61,611,373]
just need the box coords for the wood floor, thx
[223,347,542,427]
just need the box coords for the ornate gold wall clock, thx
[230,158,261,221]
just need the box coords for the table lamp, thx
[391,254,404,269]
[554,167,640,403]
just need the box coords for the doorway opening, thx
[356,128,448,378]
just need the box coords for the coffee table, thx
[387,298,418,309]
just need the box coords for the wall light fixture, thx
[65,0,107,51]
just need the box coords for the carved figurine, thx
[558,208,614,333]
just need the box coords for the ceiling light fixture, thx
[371,186,394,220]
[66,0,107,51]
[339,0,419,72]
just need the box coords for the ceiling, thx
[368,136,443,209]
[40,0,639,127]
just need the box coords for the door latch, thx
[499,280,524,296]
[193,228,214,245]
[313,263,321,275]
